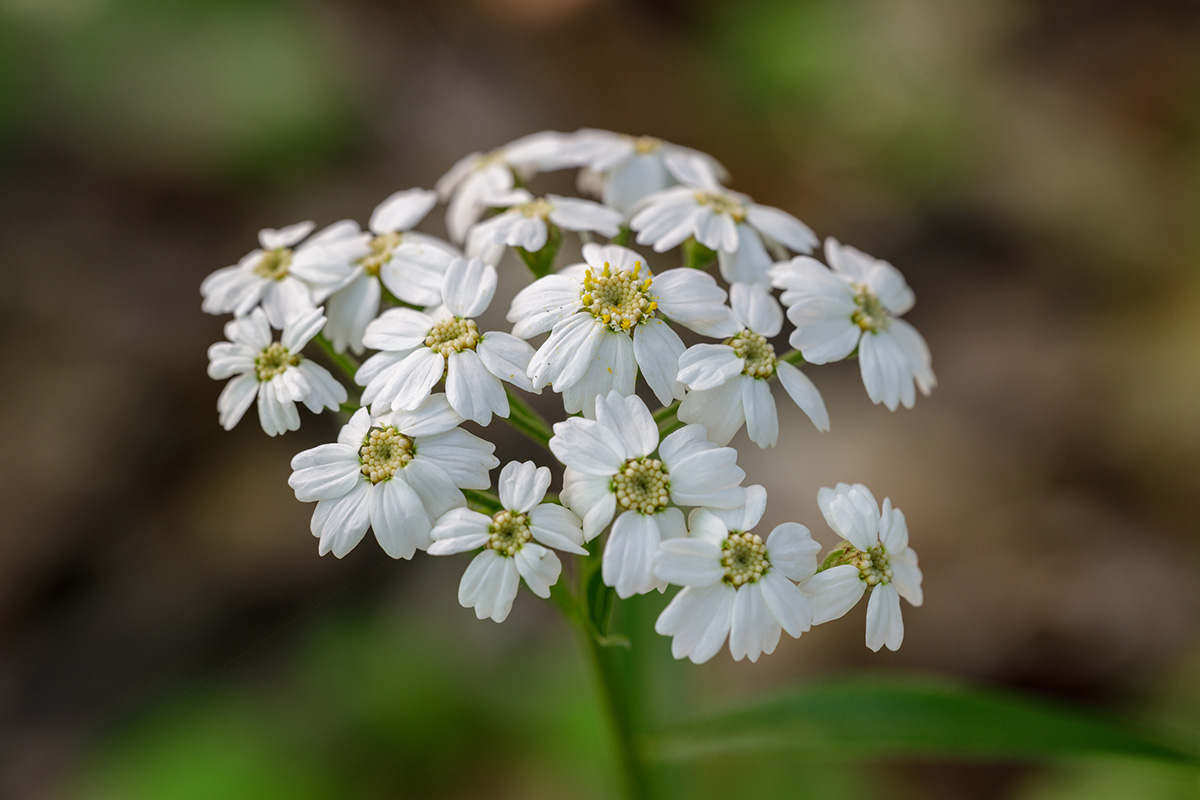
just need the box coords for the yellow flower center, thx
[486,510,533,557]
[632,136,662,154]
[253,248,293,281]
[693,191,746,223]
[851,283,891,333]
[721,531,771,586]
[726,330,776,379]
[518,198,554,219]
[358,427,414,484]
[581,260,658,332]
[254,342,301,381]
[612,458,670,515]
[359,231,403,277]
[425,317,481,358]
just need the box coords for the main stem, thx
[579,621,649,800]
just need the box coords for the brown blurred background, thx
[1,0,1198,798]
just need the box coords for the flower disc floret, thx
[721,531,770,586]
[632,135,662,154]
[612,457,670,515]
[254,342,301,381]
[581,260,658,331]
[359,231,404,277]
[728,330,776,379]
[424,317,481,357]
[851,283,890,333]
[486,510,533,557]
[838,543,893,587]
[358,427,414,484]
[693,191,746,223]
[253,248,293,280]
[518,197,554,219]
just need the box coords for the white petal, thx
[399,458,466,521]
[374,348,446,413]
[369,477,431,559]
[676,344,742,391]
[865,583,904,652]
[369,188,438,234]
[288,443,362,502]
[446,349,508,425]
[775,361,830,432]
[591,390,660,459]
[729,582,780,662]
[528,314,605,392]
[661,429,746,508]
[528,503,587,554]
[477,332,536,391]
[259,220,314,249]
[547,194,622,236]
[313,481,371,558]
[514,543,562,598]
[741,377,779,448]
[655,583,735,664]
[384,393,464,437]
[759,570,813,638]
[746,204,817,253]
[676,381,745,446]
[216,373,259,431]
[459,550,521,623]
[324,273,380,355]
[441,257,497,319]
[507,275,583,339]
[632,319,686,406]
[602,510,662,598]
[411,428,497,489]
[429,507,492,554]
[803,565,866,624]
[654,537,724,587]
[890,549,924,607]
[549,417,628,475]
[717,225,773,285]
[498,461,552,513]
[765,523,821,582]
[362,308,433,352]
[652,269,740,338]
[729,282,783,337]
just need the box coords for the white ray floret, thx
[356,258,536,425]
[206,307,346,436]
[429,461,587,623]
[677,283,828,448]
[629,185,817,285]
[801,483,923,652]
[654,486,821,664]
[323,188,462,355]
[465,190,622,263]
[770,238,936,411]
[552,391,747,598]
[510,243,739,417]
[201,220,366,329]
[288,398,499,560]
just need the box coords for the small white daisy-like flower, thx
[465,190,623,262]
[206,307,346,436]
[288,398,499,559]
[201,220,365,329]
[428,461,587,623]
[553,391,746,598]
[563,129,729,213]
[677,283,828,447]
[357,258,536,424]
[510,243,738,417]
[801,483,923,652]
[323,188,461,355]
[437,131,574,244]
[654,486,821,664]
[769,238,936,411]
[630,185,817,285]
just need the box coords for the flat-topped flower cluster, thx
[202,130,932,662]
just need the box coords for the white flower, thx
[437,131,574,244]
[630,186,817,285]
[677,283,829,447]
[769,238,935,411]
[801,483,923,652]
[465,190,622,262]
[654,486,820,663]
[201,220,365,329]
[357,258,537,424]
[510,243,738,417]
[206,307,346,436]
[288,398,499,559]
[323,188,461,355]
[563,129,729,213]
[428,461,587,623]
[553,391,746,598]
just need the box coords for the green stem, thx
[579,616,650,800]
[780,348,805,365]
[314,333,360,383]
[504,389,554,449]
[652,401,679,425]
[462,488,503,514]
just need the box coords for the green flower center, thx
[851,284,890,333]
[693,191,746,223]
[581,260,658,332]
[359,427,414,484]
[253,248,293,281]
[518,198,554,219]
[425,317,481,358]
[722,531,771,586]
[254,342,301,381]
[726,330,776,379]
[359,231,403,277]
[486,510,533,557]
[612,457,670,515]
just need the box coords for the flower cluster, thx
[202,130,932,662]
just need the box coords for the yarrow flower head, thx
[288,398,499,560]
[356,258,537,425]
[201,221,366,329]
[552,391,746,598]
[466,190,623,263]
[510,243,738,416]
[677,283,829,447]
[654,486,821,663]
[630,184,817,285]
[770,238,936,411]
[206,307,346,436]
[802,482,923,652]
[428,461,586,623]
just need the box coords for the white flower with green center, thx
[465,189,622,262]
[561,129,729,213]
[552,391,746,598]
[509,243,739,417]
[428,461,587,623]
[201,220,367,329]
[801,482,923,652]
[356,258,537,425]
[653,485,821,663]
[288,398,499,559]
[322,188,462,355]
[437,131,575,244]
[629,184,818,285]
[769,238,936,411]
[677,283,829,447]
[206,307,346,436]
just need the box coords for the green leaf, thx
[642,676,1199,769]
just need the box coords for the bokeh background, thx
[1,0,1198,798]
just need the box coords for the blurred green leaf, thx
[643,676,1200,768]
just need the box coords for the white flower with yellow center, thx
[428,461,587,623]
[323,188,461,355]
[801,483,923,652]
[562,129,729,213]
[629,185,817,285]
[552,391,746,598]
[770,238,936,411]
[288,398,499,559]
[437,131,575,244]
[356,258,537,425]
[654,486,821,663]
[201,220,366,329]
[465,189,623,262]
[206,307,346,436]
[677,283,828,447]
[509,243,738,417]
